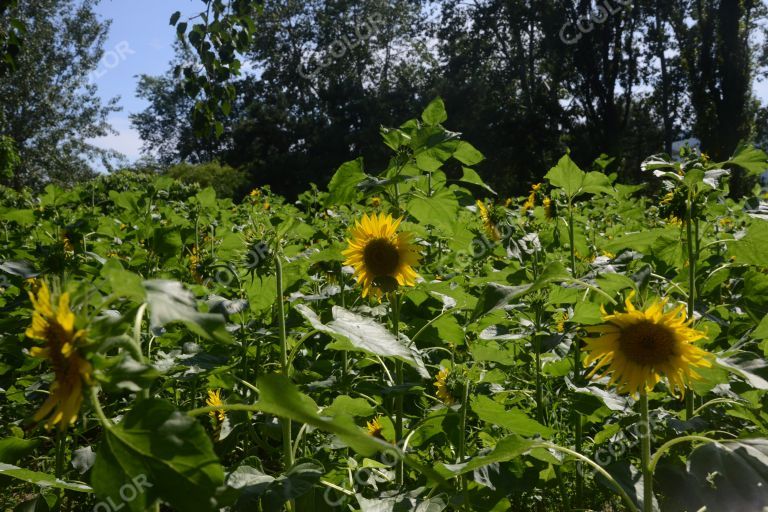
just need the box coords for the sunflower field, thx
[1,99,768,512]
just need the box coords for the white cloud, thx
[89,116,144,161]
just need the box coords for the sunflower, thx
[206,389,226,423]
[555,311,569,333]
[366,416,384,438]
[189,245,204,284]
[370,196,382,207]
[249,188,261,198]
[434,368,455,405]
[26,281,92,430]
[583,293,712,397]
[476,200,500,240]
[342,213,420,299]
[543,197,555,220]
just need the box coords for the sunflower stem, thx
[639,392,653,512]
[89,386,112,428]
[567,199,584,507]
[684,190,697,420]
[391,292,405,487]
[458,381,470,511]
[54,428,66,479]
[275,247,295,485]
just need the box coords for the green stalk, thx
[391,292,404,486]
[458,382,470,511]
[567,199,584,506]
[684,191,696,419]
[275,250,294,471]
[639,392,653,512]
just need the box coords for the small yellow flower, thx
[555,311,569,333]
[263,201,271,211]
[26,281,92,430]
[434,368,455,405]
[667,216,683,226]
[370,196,382,207]
[62,233,74,253]
[342,213,420,299]
[531,183,542,192]
[206,389,226,423]
[366,416,384,438]
[504,198,513,208]
[189,246,204,284]
[583,292,712,397]
[476,200,500,240]
[543,197,555,219]
[249,188,261,198]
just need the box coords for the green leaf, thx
[406,188,459,234]
[471,396,552,438]
[657,439,768,511]
[729,221,768,266]
[323,396,375,418]
[169,11,181,25]
[545,153,584,198]
[754,315,768,340]
[545,154,612,199]
[144,280,231,342]
[421,98,447,126]
[295,305,429,378]
[0,463,91,493]
[92,399,225,512]
[453,142,485,166]
[458,167,495,195]
[436,435,537,478]
[0,437,39,464]
[724,144,768,176]
[326,158,364,206]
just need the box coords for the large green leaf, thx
[144,280,231,342]
[0,463,92,493]
[724,145,768,176]
[406,188,459,234]
[657,439,768,511]
[729,221,768,267]
[471,396,552,438]
[92,398,225,512]
[0,437,39,464]
[545,153,613,200]
[296,304,429,378]
[326,158,365,206]
[435,436,537,478]
[421,98,447,126]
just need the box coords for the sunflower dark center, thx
[618,320,677,365]
[363,238,400,276]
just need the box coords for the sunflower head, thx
[476,200,501,240]
[543,197,556,220]
[206,389,226,423]
[370,196,382,208]
[583,293,712,397]
[434,367,457,405]
[366,416,384,438]
[249,188,261,198]
[342,213,420,299]
[26,281,92,430]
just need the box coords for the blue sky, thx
[89,0,199,161]
[89,2,768,164]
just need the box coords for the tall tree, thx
[0,0,119,188]
[671,0,766,160]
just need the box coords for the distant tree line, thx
[1,0,767,197]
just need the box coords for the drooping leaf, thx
[91,399,225,512]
